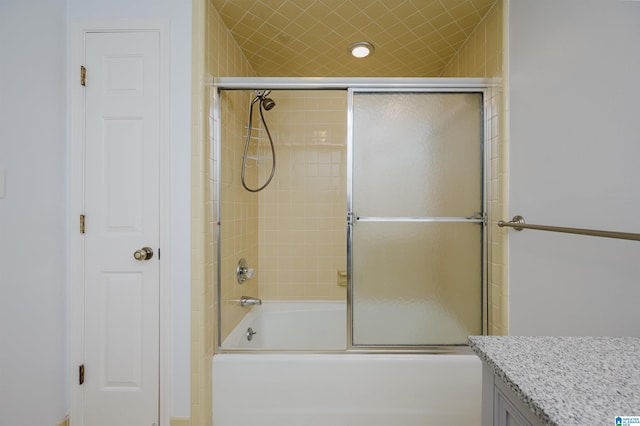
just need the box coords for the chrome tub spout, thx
[240,296,262,307]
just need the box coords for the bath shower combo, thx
[213,78,494,426]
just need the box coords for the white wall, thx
[0,1,69,424]
[0,1,192,424]
[508,0,640,335]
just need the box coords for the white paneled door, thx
[83,31,160,426]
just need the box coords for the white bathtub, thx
[221,301,346,350]
[213,301,482,426]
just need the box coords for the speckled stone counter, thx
[469,336,640,425]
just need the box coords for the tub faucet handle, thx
[236,258,256,284]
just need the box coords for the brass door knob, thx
[133,247,154,261]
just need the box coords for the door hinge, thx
[79,364,85,385]
[80,66,86,86]
[80,214,85,234]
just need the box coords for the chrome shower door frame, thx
[213,78,494,354]
[346,87,489,352]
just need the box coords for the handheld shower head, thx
[261,97,276,111]
[254,90,276,111]
[242,89,277,192]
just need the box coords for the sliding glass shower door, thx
[349,91,484,347]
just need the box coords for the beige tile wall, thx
[219,89,260,340]
[191,1,257,425]
[440,0,508,336]
[441,1,502,80]
[256,90,347,300]
[191,2,206,424]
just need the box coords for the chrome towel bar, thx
[498,215,640,242]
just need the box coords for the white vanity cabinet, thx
[470,336,640,426]
[481,364,542,426]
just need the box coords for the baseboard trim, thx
[60,414,188,425]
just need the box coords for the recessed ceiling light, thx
[348,41,374,58]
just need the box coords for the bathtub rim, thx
[216,345,476,355]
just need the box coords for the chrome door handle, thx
[133,247,154,261]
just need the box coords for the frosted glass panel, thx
[353,92,482,217]
[352,222,482,346]
[350,91,484,347]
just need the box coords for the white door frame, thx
[69,20,171,426]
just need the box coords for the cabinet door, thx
[494,386,533,426]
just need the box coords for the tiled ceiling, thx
[211,0,497,77]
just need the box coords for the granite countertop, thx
[468,336,640,426]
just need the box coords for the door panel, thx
[103,118,144,231]
[350,91,483,347]
[83,31,160,426]
[353,92,482,218]
[101,272,144,388]
[352,222,482,345]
